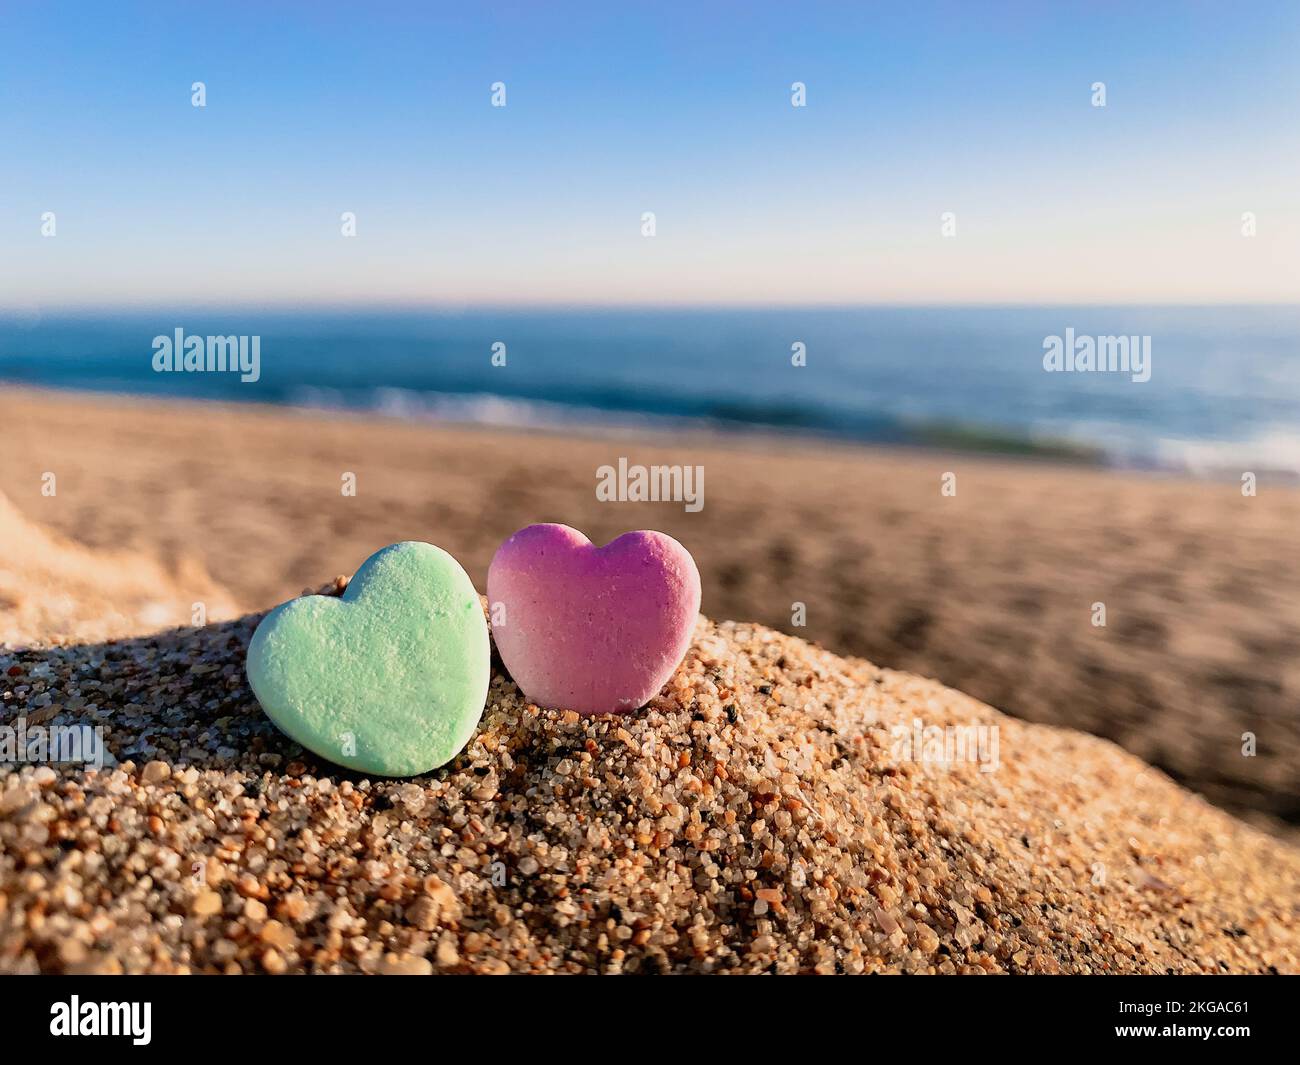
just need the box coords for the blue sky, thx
[2,0,1297,308]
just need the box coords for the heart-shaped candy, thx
[246,541,489,777]
[487,524,701,715]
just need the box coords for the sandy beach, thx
[3,387,1300,973]
[3,387,1298,836]
[3,584,1299,973]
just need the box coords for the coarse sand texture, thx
[2,587,1298,974]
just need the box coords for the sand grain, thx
[2,600,1297,974]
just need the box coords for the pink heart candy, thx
[487,524,702,716]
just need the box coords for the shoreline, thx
[3,379,1114,467]
[15,376,1300,482]
[7,300,1300,480]
[12,380,1300,486]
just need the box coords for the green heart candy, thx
[246,541,489,777]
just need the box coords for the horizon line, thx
[4,298,1300,318]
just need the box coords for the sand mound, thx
[2,602,1297,974]
[0,491,239,647]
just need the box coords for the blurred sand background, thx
[3,386,1298,837]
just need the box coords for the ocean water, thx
[2,305,1299,475]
